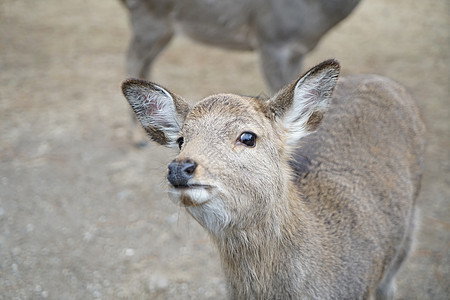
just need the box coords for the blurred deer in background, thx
[121,0,361,93]
[121,60,425,299]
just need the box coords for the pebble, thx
[148,274,169,291]
[125,248,135,257]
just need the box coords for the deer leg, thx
[126,17,173,79]
[127,23,173,147]
[258,42,308,94]
[124,5,173,146]
[375,213,416,300]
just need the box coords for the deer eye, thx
[176,137,184,149]
[238,132,257,147]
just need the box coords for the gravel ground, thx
[0,0,449,299]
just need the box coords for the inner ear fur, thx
[121,78,191,147]
[265,59,340,144]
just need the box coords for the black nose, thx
[167,159,197,187]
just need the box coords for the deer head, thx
[121,60,340,235]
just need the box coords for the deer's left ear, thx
[121,79,190,148]
[267,59,340,145]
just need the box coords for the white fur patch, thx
[186,199,230,236]
[167,187,210,206]
[184,188,211,204]
[168,187,230,235]
[130,85,182,147]
[282,65,338,146]
[283,80,323,144]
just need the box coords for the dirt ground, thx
[0,0,449,299]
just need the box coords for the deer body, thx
[122,60,425,299]
[121,0,360,92]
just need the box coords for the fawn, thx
[121,60,425,299]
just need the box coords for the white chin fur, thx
[167,187,230,235]
[185,188,211,204]
[167,187,211,206]
[186,200,230,235]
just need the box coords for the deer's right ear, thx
[268,60,340,146]
[121,79,190,148]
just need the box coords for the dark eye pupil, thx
[177,137,184,149]
[239,132,256,147]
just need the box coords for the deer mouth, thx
[175,184,212,190]
[168,184,214,207]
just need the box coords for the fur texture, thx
[121,60,425,299]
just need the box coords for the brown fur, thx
[121,60,425,299]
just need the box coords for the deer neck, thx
[212,181,314,298]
